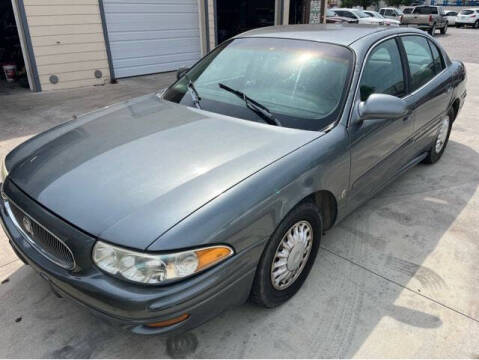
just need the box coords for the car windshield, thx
[326,9,336,16]
[163,38,354,131]
[354,10,370,18]
[404,8,413,14]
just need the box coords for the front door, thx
[348,37,413,209]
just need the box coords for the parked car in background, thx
[401,5,448,35]
[331,8,385,24]
[0,25,466,336]
[379,7,403,20]
[403,7,415,14]
[364,10,400,26]
[455,8,479,28]
[444,10,458,26]
[326,9,358,23]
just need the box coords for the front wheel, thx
[250,202,322,308]
[423,110,452,164]
[475,20,479,29]
[441,23,448,34]
[429,23,436,35]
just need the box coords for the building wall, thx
[207,0,216,50]
[23,0,110,91]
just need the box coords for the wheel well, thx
[451,98,460,122]
[303,190,337,231]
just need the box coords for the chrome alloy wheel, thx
[435,116,450,153]
[271,220,313,290]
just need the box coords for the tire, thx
[456,23,462,28]
[441,23,448,34]
[423,109,453,164]
[475,20,479,29]
[250,201,322,308]
[429,23,436,35]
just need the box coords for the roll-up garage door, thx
[102,0,202,78]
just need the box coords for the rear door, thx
[348,37,413,208]
[399,35,452,154]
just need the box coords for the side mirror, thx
[357,94,409,121]
[176,67,189,80]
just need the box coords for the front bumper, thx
[0,181,260,335]
[455,19,476,25]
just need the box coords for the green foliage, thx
[339,0,379,9]
[384,0,412,7]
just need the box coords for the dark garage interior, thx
[0,0,29,94]
[216,0,276,44]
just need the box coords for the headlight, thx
[1,157,8,183]
[92,241,233,284]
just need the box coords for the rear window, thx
[413,6,438,14]
[460,10,474,15]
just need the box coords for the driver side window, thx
[359,38,405,101]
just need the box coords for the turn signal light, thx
[196,247,233,271]
[146,313,190,328]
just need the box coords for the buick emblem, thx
[22,216,34,236]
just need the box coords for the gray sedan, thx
[0,25,466,335]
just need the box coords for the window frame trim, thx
[398,34,448,98]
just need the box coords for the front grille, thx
[7,201,75,270]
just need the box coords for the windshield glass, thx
[354,10,370,18]
[404,8,413,14]
[163,38,353,131]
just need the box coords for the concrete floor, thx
[1,28,479,358]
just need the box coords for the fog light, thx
[146,313,190,328]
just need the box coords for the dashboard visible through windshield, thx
[163,37,354,131]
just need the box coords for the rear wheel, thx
[441,23,448,34]
[423,110,453,164]
[475,20,479,29]
[429,23,436,35]
[250,202,322,308]
[456,23,462,28]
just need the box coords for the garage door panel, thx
[103,0,201,78]
[108,29,200,42]
[104,0,194,4]
[104,3,197,14]
[110,38,200,60]
[115,52,200,71]
[106,13,199,32]
[115,58,199,78]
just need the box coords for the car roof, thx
[237,24,421,46]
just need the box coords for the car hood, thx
[8,94,319,250]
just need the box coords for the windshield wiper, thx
[218,83,281,126]
[184,74,201,109]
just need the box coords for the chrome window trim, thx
[4,197,76,270]
[347,32,448,128]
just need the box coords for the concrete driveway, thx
[1,28,479,358]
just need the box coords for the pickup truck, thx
[401,5,448,35]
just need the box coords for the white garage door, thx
[103,0,202,78]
